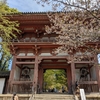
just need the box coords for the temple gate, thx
[6,12,100,94]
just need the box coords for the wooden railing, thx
[11,37,56,43]
[79,81,99,93]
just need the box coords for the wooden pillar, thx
[8,55,16,93]
[70,55,75,93]
[33,56,38,94]
[67,66,72,93]
[94,53,100,91]
[38,67,43,93]
[98,68,100,91]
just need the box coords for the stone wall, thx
[0,94,30,100]
[86,94,100,100]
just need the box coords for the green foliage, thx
[0,46,11,71]
[44,69,67,90]
[0,1,18,13]
[0,1,19,71]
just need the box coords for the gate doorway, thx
[43,69,68,93]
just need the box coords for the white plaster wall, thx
[0,78,5,94]
[90,66,97,81]
[18,53,35,56]
[27,53,34,56]
[14,65,34,81]
[30,69,34,81]
[18,53,25,56]
[39,53,52,56]
[75,69,80,81]
[39,53,68,56]
[14,66,20,80]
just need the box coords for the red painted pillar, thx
[38,67,41,92]
[70,55,75,93]
[98,68,100,91]
[67,66,72,93]
[8,55,16,93]
[38,67,43,93]
[33,56,38,94]
[94,54,100,91]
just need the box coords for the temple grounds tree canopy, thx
[35,0,100,13]
[35,0,100,56]
[0,1,19,46]
[0,0,19,71]
[44,69,67,90]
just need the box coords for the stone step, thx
[29,94,75,100]
[0,94,75,100]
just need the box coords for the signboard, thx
[80,89,86,100]
[0,78,5,94]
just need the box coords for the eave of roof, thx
[4,11,64,16]
[0,71,10,77]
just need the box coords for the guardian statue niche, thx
[80,67,90,81]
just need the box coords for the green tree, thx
[0,0,18,13]
[0,0,19,71]
[44,69,67,91]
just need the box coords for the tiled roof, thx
[5,11,64,15]
[0,71,10,77]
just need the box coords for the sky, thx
[7,0,52,12]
